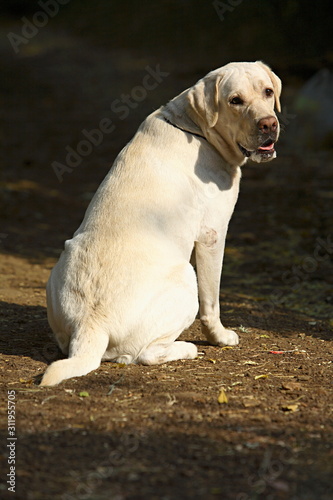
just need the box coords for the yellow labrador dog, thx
[41,61,281,386]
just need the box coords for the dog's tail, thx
[40,328,109,386]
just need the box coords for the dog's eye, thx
[230,96,243,105]
[265,88,274,97]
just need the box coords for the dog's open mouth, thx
[238,139,275,158]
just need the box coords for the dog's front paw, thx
[201,319,239,346]
[217,328,239,346]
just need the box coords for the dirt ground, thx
[0,25,333,500]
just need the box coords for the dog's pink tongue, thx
[259,143,275,151]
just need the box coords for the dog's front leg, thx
[195,234,239,346]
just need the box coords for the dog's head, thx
[187,61,282,166]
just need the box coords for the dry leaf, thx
[19,378,33,384]
[217,389,228,404]
[243,397,261,408]
[282,404,299,412]
[281,382,302,391]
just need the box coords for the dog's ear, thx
[256,61,282,113]
[187,73,223,128]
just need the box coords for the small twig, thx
[107,374,125,396]
[166,394,177,406]
[286,395,306,404]
[41,395,58,405]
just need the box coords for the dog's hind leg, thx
[137,340,197,365]
[40,327,109,386]
[135,262,199,365]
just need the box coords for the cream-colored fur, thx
[40,61,281,386]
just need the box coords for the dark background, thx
[1,0,333,243]
[2,0,333,73]
[1,0,333,291]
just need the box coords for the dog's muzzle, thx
[238,138,276,160]
[239,114,279,162]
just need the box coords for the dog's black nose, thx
[257,116,278,134]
